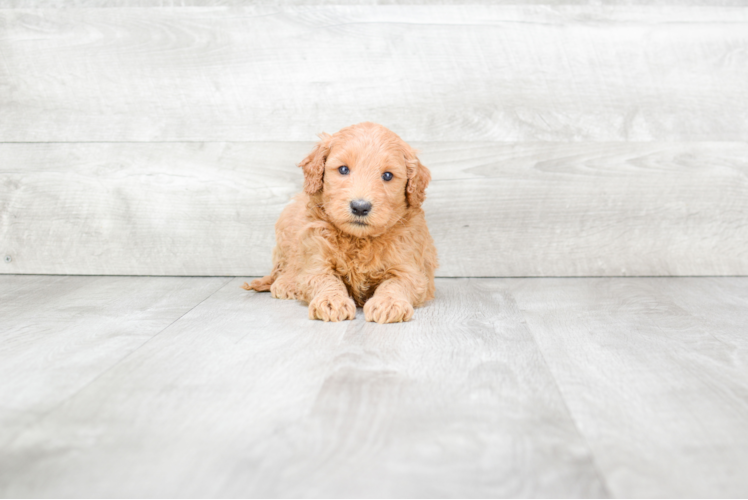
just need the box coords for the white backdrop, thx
[2,2,747,276]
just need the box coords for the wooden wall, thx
[2,3,747,276]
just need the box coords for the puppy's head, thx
[299,122,431,237]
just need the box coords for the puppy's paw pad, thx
[309,294,356,322]
[364,296,414,324]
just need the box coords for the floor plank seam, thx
[514,297,616,498]
[1,276,234,449]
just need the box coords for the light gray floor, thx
[1,275,747,497]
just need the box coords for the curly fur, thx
[242,122,438,323]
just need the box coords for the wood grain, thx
[0,277,608,498]
[0,275,229,447]
[1,6,747,142]
[2,141,747,277]
[0,142,308,276]
[511,277,748,497]
[3,276,748,496]
[3,0,748,6]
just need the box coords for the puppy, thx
[243,122,438,323]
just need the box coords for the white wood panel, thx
[511,277,748,497]
[4,0,748,6]
[2,141,747,277]
[0,275,229,447]
[0,142,308,276]
[426,142,748,277]
[0,277,607,497]
[1,6,747,141]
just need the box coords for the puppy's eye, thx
[338,166,350,175]
[382,172,393,181]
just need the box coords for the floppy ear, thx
[298,133,332,195]
[405,152,431,209]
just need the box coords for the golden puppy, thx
[243,122,438,323]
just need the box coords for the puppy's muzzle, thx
[350,199,372,217]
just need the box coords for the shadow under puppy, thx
[243,122,438,323]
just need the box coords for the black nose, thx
[350,199,372,217]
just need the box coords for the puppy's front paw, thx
[309,293,356,322]
[364,295,414,324]
[270,278,297,300]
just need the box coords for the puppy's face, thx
[300,123,431,238]
[322,134,409,237]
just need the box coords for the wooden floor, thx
[1,275,746,497]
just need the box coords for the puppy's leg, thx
[301,274,356,322]
[364,273,428,324]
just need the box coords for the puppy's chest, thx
[332,248,388,306]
